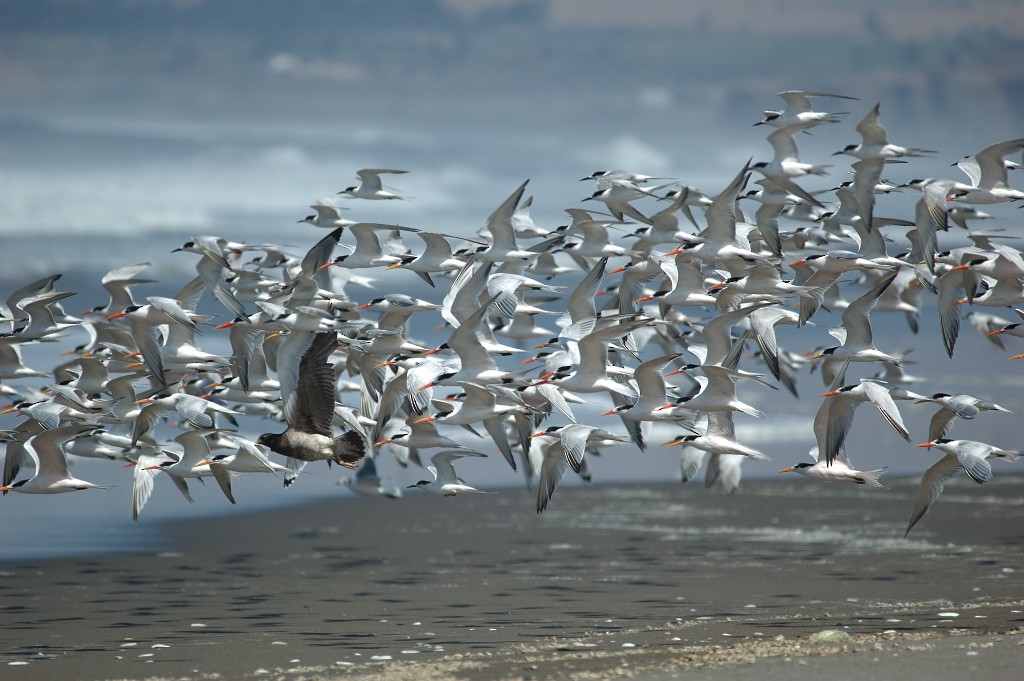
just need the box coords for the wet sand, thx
[1,476,1022,680]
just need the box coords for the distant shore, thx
[1,477,1022,680]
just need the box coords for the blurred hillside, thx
[3,0,1022,135]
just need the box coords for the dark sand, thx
[1,476,1022,680]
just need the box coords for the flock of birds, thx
[2,90,1024,537]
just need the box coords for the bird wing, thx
[855,103,888,146]
[280,331,337,435]
[839,271,896,349]
[702,162,750,243]
[906,454,961,536]
[935,267,965,358]
[633,353,680,404]
[767,127,802,163]
[861,380,910,441]
[484,180,529,252]
[953,441,994,484]
[27,425,92,480]
[431,449,486,484]
[701,301,776,366]
[356,168,407,191]
[973,138,1024,190]
[536,441,570,513]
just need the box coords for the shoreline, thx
[1,478,1022,680]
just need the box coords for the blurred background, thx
[3,0,1023,247]
[2,0,1023,556]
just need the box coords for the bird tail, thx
[855,468,886,488]
[332,430,367,469]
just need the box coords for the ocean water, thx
[2,111,1023,561]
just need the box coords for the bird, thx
[834,103,935,160]
[341,456,402,499]
[387,231,468,287]
[406,450,489,496]
[336,168,409,200]
[916,392,1013,442]
[662,411,768,461]
[0,425,108,494]
[754,90,857,129]
[195,436,291,504]
[817,379,917,465]
[580,169,670,184]
[752,124,831,179]
[530,424,629,473]
[906,439,1020,535]
[778,379,887,487]
[106,297,201,384]
[807,271,903,366]
[298,199,354,228]
[256,331,366,468]
[950,138,1024,204]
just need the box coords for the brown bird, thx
[256,331,365,468]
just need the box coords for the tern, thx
[662,411,768,461]
[195,437,291,504]
[336,168,409,200]
[298,199,354,228]
[951,138,1024,204]
[907,439,1020,535]
[530,424,629,473]
[752,125,831,179]
[817,379,917,465]
[835,103,935,159]
[0,425,107,494]
[341,456,402,499]
[916,392,1013,442]
[106,297,201,384]
[808,271,902,366]
[406,449,489,496]
[754,90,857,129]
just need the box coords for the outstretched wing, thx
[291,331,339,435]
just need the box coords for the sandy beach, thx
[1,475,1022,680]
